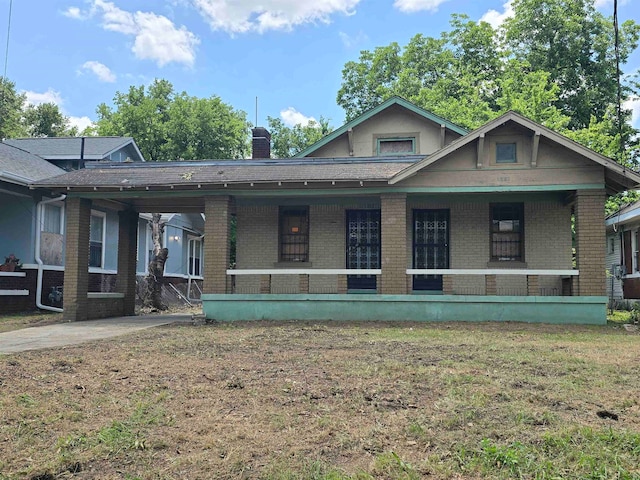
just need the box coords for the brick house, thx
[32,97,640,324]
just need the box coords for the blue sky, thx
[1,0,638,133]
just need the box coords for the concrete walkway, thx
[0,314,192,354]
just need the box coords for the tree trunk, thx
[144,213,168,310]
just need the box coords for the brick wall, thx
[63,197,91,321]
[574,190,606,296]
[381,193,408,294]
[203,196,231,294]
[86,297,124,320]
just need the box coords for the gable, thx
[391,112,640,193]
[297,97,466,158]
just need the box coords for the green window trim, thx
[376,137,416,156]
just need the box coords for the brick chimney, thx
[252,127,271,159]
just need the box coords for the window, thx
[279,207,309,262]
[607,236,615,255]
[189,237,203,276]
[89,212,105,268]
[377,137,415,155]
[491,203,524,262]
[43,204,63,234]
[635,231,640,272]
[496,143,517,163]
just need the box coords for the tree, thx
[0,77,26,139]
[95,79,250,309]
[336,1,639,167]
[96,79,249,161]
[503,0,640,129]
[24,102,70,137]
[268,116,332,158]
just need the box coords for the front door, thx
[346,210,380,290]
[413,209,449,291]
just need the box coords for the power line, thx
[3,0,12,79]
[613,0,624,165]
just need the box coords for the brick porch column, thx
[203,196,232,294]
[380,193,408,294]
[63,197,91,322]
[117,209,139,316]
[574,189,606,296]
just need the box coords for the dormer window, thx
[377,137,415,156]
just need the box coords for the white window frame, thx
[89,210,106,269]
[42,202,65,234]
[188,235,203,277]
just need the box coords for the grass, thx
[0,311,63,333]
[0,320,639,479]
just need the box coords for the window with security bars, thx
[346,210,380,290]
[279,207,309,262]
[490,203,524,262]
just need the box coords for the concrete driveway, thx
[0,314,192,354]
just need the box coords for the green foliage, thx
[0,77,27,138]
[96,78,250,161]
[268,115,332,158]
[336,0,640,168]
[24,102,71,137]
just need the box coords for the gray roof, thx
[3,136,140,161]
[0,142,66,184]
[31,156,421,190]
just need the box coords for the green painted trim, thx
[67,183,605,200]
[202,294,607,324]
[295,96,468,157]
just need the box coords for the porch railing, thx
[225,268,578,296]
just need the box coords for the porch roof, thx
[30,156,419,191]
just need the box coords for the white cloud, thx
[280,107,316,127]
[480,0,514,29]
[624,97,640,129]
[67,0,199,67]
[80,61,117,82]
[68,116,94,132]
[192,0,360,34]
[393,0,449,13]
[338,30,368,48]
[23,89,64,106]
[63,6,85,19]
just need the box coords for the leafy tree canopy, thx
[267,116,332,158]
[1,77,76,139]
[96,79,250,161]
[336,0,640,169]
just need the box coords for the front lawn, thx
[1,321,638,479]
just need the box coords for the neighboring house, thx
[0,137,203,314]
[32,97,640,324]
[3,136,145,171]
[605,201,640,300]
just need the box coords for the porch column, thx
[117,209,139,316]
[63,197,91,322]
[203,196,231,294]
[574,189,606,296]
[380,193,408,295]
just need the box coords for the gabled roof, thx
[0,142,66,185]
[390,110,640,192]
[3,136,145,162]
[295,96,468,157]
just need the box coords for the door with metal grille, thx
[346,210,380,290]
[413,209,449,291]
